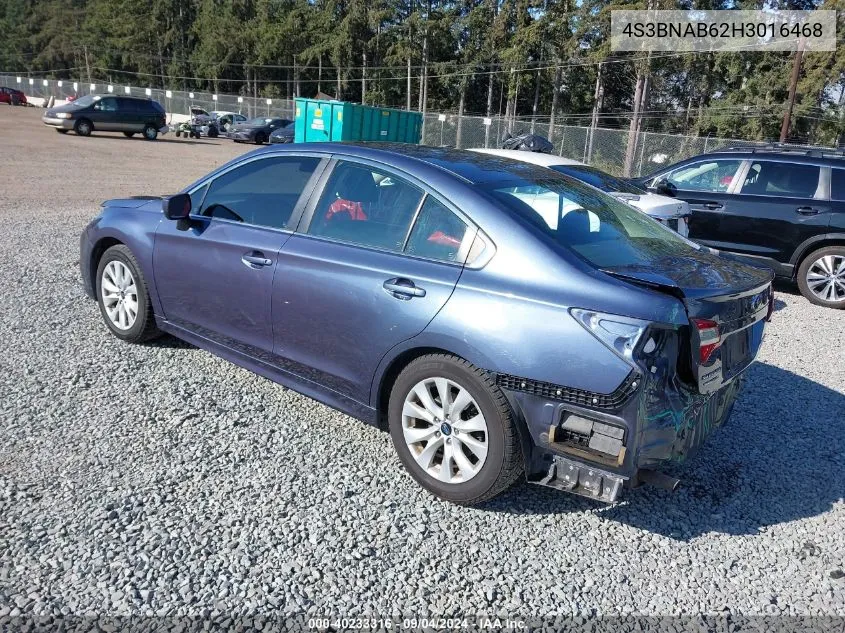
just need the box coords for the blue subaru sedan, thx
[80,144,773,505]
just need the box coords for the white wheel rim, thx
[101,261,138,330]
[806,254,845,303]
[402,377,488,484]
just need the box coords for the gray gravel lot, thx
[1,107,844,624]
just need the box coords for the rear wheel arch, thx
[791,235,845,277]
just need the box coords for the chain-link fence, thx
[420,112,765,176]
[4,73,768,177]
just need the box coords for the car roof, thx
[702,146,845,165]
[469,148,583,167]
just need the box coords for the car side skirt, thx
[157,318,378,426]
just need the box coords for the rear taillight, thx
[691,318,721,364]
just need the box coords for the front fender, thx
[85,206,163,313]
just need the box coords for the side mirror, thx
[162,193,191,220]
[653,178,677,198]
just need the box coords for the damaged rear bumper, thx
[502,365,744,503]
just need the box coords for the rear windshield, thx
[480,174,702,270]
[248,117,271,125]
[549,165,644,195]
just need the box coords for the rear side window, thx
[664,160,742,192]
[740,161,820,198]
[405,197,469,262]
[831,168,845,201]
[308,162,424,251]
[200,156,320,229]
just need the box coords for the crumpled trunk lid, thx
[602,252,773,394]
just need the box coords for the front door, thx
[91,96,120,130]
[153,154,324,356]
[656,157,745,246]
[272,160,473,404]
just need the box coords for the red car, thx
[0,87,27,106]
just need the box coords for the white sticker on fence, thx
[90,84,96,91]
[107,85,113,93]
[42,79,48,86]
[483,117,492,126]
[212,94,218,101]
[73,82,78,91]
[266,99,272,105]
[145,88,151,96]
[165,90,172,98]
[57,81,63,87]
[189,92,194,99]
[237,97,243,103]
[124,86,130,94]
[438,114,446,122]
[29,78,34,85]
[16,76,21,83]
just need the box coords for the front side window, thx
[664,160,742,192]
[308,162,424,251]
[405,197,469,262]
[199,156,320,229]
[94,97,118,112]
[739,161,820,198]
[482,174,702,271]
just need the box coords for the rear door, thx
[272,159,475,404]
[153,154,326,356]
[722,159,829,265]
[656,158,745,245]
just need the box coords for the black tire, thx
[254,132,267,144]
[142,124,158,141]
[175,130,182,138]
[123,131,136,138]
[74,118,92,136]
[797,245,845,309]
[388,354,524,505]
[95,245,161,343]
[56,129,69,134]
[10,94,19,106]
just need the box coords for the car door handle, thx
[241,252,273,268]
[796,206,821,215]
[383,278,426,299]
[702,202,724,210]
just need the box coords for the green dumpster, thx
[294,98,422,144]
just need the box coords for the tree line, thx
[1,0,843,145]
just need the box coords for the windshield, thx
[70,95,96,107]
[481,174,701,270]
[247,117,270,125]
[550,165,645,195]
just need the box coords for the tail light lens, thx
[570,309,648,366]
[691,318,721,364]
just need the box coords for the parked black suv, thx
[635,145,845,309]
[42,95,167,140]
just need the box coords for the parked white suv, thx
[471,149,691,236]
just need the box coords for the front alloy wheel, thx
[95,245,161,342]
[101,260,138,330]
[402,377,489,484]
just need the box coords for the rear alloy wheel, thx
[142,124,158,141]
[388,354,523,505]
[74,119,92,136]
[797,246,845,309]
[96,245,161,343]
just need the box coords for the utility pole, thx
[362,52,367,105]
[83,45,92,84]
[587,62,603,163]
[780,44,804,143]
[407,57,412,110]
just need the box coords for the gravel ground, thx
[1,106,844,627]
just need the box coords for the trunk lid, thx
[603,252,773,394]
